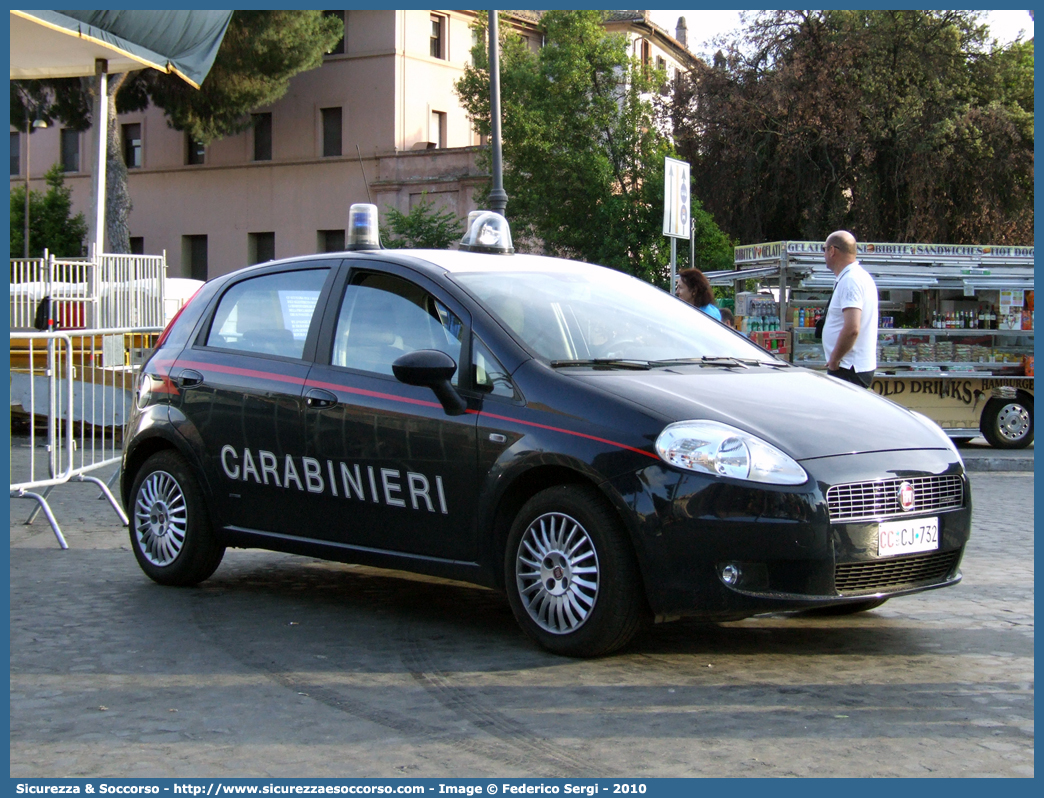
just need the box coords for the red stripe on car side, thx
[180,360,306,386]
[467,408,659,460]
[305,377,444,409]
[178,360,656,459]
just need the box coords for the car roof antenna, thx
[356,144,374,205]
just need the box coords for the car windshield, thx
[452,264,774,365]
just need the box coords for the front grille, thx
[826,475,963,523]
[834,549,961,595]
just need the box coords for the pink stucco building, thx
[11,10,696,279]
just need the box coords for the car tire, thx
[504,485,648,658]
[129,450,225,586]
[805,598,888,616]
[980,396,1033,449]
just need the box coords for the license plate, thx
[878,517,939,557]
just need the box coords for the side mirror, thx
[392,349,467,416]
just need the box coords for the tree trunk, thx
[104,73,132,254]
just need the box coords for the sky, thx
[648,9,1034,58]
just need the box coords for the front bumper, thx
[606,448,971,618]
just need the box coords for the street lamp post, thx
[23,114,48,258]
[488,10,507,217]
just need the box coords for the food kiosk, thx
[709,241,1034,448]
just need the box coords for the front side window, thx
[206,269,329,359]
[332,272,463,382]
[473,336,515,398]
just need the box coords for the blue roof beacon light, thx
[459,211,514,254]
[347,203,381,250]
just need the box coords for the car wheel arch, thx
[486,463,646,595]
[122,431,209,510]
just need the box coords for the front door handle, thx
[178,369,204,388]
[305,388,338,409]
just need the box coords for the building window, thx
[253,113,272,161]
[129,237,144,255]
[187,135,205,165]
[431,110,446,149]
[60,129,80,172]
[430,14,446,59]
[321,107,342,157]
[183,235,208,281]
[641,39,652,74]
[249,232,276,265]
[318,229,345,253]
[323,10,345,55]
[123,123,142,168]
[11,132,20,176]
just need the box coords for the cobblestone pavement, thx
[9,442,1033,777]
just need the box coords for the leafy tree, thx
[10,11,343,253]
[10,164,88,258]
[455,10,733,286]
[383,197,465,249]
[671,10,1033,245]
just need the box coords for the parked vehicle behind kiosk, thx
[726,241,1034,449]
[122,210,972,657]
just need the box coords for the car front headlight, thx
[655,420,808,485]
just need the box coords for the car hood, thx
[569,366,951,461]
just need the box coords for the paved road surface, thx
[9,446,1033,778]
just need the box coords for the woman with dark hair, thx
[676,268,722,321]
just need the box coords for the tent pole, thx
[90,58,108,258]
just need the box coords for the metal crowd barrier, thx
[10,251,168,331]
[9,327,162,548]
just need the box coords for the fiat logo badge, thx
[898,481,916,511]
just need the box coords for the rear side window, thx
[206,269,328,358]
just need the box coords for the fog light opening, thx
[721,564,741,586]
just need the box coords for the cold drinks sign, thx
[663,157,690,239]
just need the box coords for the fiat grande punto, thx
[122,209,971,657]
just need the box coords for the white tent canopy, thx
[10,9,232,253]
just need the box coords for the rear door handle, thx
[305,388,338,409]
[178,369,204,388]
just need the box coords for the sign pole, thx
[671,239,677,294]
[663,157,690,294]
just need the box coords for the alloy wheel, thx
[134,470,188,566]
[515,511,600,634]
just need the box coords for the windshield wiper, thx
[698,356,757,369]
[550,358,652,370]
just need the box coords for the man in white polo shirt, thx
[822,230,878,387]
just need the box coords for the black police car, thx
[122,208,971,657]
